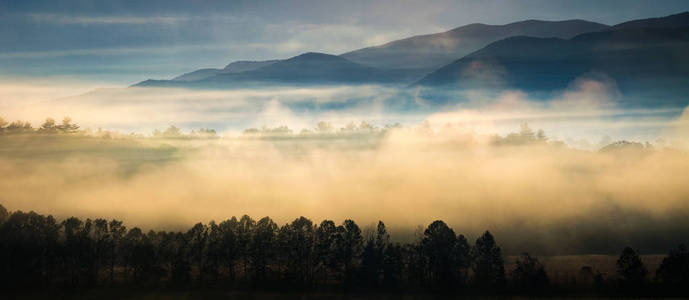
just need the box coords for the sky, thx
[2,0,689,86]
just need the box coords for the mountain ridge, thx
[340,19,609,70]
[136,52,412,88]
[172,60,280,82]
[134,12,688,101]
[609,11,689,30]
[413,13,689,107]
[152,18,609,87]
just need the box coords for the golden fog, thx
[1,123,688,254]
[1,79,689,254]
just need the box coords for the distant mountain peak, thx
[171,60,280,82]
[610,11,689,30]
[222,60,280,72]
[290,52,344,60]
[172,68,223,82]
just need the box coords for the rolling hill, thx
[172,60,280,82]
[136,52,412,88]
[415,12,689,107]
[340,19,608,70]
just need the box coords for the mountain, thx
[172,68,224,82]
[222,60,280,73]
[609,11,689,30]
[340,20,609,70]
[136,52,412,88]
[149,19,608,87]
[415,13,689,107]
[172,60,280,82]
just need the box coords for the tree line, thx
[0,116,217,139]
[0,117,79,135]
[3,116,653,152]
[1,204,687,295]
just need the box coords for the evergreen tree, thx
[472,231,506,289]
[422,220,457,289]
[616,247,648,289]
[656,244,689,290]
[511,252,549,292]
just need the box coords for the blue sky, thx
[2,0,689,85]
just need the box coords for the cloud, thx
[0,77,116,107]
[0,44,235,59]
[0,85,408,133]
[550,72,620,111]
[27,13,188,25]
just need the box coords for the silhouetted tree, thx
[616,247,648,290]
[187,222,209,284]
[314,219,338,285]
[169,232,192,287]
[92,218,110,283]
[422,220,457,289]
[455,234,471,286]
[142,230,165,284]
[360,237,379,289]
[656,244,689,291]
[0,211,52,289]
[375,221,390,252]
[276,224,291,280]
[594,270,607,291]
[472,231,506,289]
[578,266,595,289]
[237,215,255,279]
[403,241,426,290]
[154,231,175,282]
[360,221,388,289]
[122,227,160,285]
[4,206,689,295]
[334,219,363,288]
[511,252,549,293]
[279,217,315,287]
[203,221,224,285]
[41,214,61,287]
[218,217,240,282]
[107,219,126,283]
[62,217,97,287]
[250,217,277,283]
[0,204,7,224]
[382,243,403,289]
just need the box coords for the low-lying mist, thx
[1,121,688,255]
[1,76,686,142]
[1,77,689,255]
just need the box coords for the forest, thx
[1,204,688,296]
